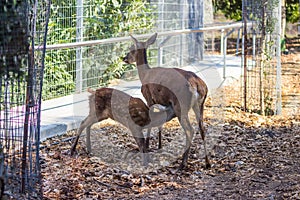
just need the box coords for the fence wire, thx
[0,0,50,198]
[44,0,221,99]
[242,0,281,115]
[44,0,284,116]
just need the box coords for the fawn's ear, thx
[87,88,95,94]
[146,33,157,47]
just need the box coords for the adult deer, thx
[70,88,174,165]
[123,33,211,169]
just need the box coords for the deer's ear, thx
[146,33,157,47]
[129,34,138,45]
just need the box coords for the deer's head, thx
[123,33,157,64]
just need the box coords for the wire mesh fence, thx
[43,0,286,113]
[43,0,286,116]
[0,0,50,198]
[0,0,291,198]
[43,0,228,100]
[241,0,282,115]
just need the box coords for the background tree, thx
[213,0,299,24]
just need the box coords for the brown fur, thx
[70,87,173,165]
[123,33,211,169]
[93,88,151,127]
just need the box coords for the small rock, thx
[193,171,202,176]
[160,160,170,167]
[255,134,262,139]
[235,161,244,166]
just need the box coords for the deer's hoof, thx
[142,153,150,167]
[205,162,211,169]
[70,146,77,156]
[70,150,75,156]
[178,161,187,171]
[86,148,92,154]
[205,156,211,169]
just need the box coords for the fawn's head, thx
[123,33,157,64]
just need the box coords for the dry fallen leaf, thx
[40,59,300,200]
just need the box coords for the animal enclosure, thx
[241,0,282,115]
[1,0,299,199]
[0,0,50,198]
[43,0,215,99]
[43,0,286,115]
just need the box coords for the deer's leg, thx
[133,131,148,166]
[192,102,211,169]
[198,102,211,169]
[145,127,162,150]
[145,128,151,150]
[146,127,163,150]
[85,124,92,153]
[178,115,194,170]
[71,116,94,155]
[158,126,162,149]
[71,117,89,155]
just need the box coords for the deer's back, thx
[173,68,208,97]
[93,88,150,127]
[140,67,207,109]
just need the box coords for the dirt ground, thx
[41,51,300,199]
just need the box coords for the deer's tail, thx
[87,88,95,94]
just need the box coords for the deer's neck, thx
[136,49,151,81]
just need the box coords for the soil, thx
[41,41,300,199]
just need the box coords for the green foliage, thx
[213,0,300,23]
[44,0,155,99]
[43,51,75,100]
[99,58,135,86]
[84,0,155,39]
[83,0,154,87]
[286,2,300,23]
[213,0,242,21]
[0,0,28,76]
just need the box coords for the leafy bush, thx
[43,0,155,99]
[43,51,75,100]
[286,2,300,23]
[214,0,299,23]
[82,0,155,87]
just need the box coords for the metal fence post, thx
[223,34,227,79]
[199,0,204,61]
[275,0,282,115]
[179,0,185,66]
[158,46,163,66]
[220,29,224,55]
[242,0,248,112]
[236,28,241,56]
[158,0,164,66]
[252,31,256,60]
[76,0,83,93]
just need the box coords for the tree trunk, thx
[259,2,267,116]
